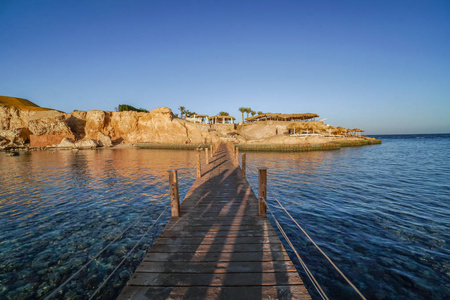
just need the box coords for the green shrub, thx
[118,104,148,112]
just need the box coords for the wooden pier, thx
[118,143,311,299]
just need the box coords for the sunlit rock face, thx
[1,105,218,147]
[0,105,74,146]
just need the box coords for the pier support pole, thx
[197,154,201,178]
[258,168,267,216]
[235,147,239,163]
[169,170,180,217]
[205,148,209,164]
[241,153,246,179]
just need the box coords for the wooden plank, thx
[147,243,286,253]
[118,143,311,299]
[163,225,273,232]
[166,217,267,226]
[118,286,311,300]
[155,235,285,245]
[143,251,292,263]
[135,261,298,273]
[160,230,278,238]
[127,272,303,287]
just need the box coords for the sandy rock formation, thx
[1,100,222,147]
[0,136,8,146]
[97,132,112,147]
[74,139,97,149]
[57,137,75,148]
[0,104,74,146]
[66,111,87,140]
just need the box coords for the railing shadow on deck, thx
[120,142,302,299]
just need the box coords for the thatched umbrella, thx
[353,128,364,137]
[287,122,305,134]
[336,126,347,135]
[246,112,319,122]
[304,122,320,134]
[327,125,337,135]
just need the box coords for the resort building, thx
[209,115,236,125]
[186,114,210,124]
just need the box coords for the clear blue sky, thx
[1,0,449,134]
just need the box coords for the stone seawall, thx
[134,143,210,150]
[236,139,381,152]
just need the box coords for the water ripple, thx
[246,136,450,299]
[0,149,197,299]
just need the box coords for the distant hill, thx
[0,96,51,111]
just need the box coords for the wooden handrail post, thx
[210,145,213,158]
[241,153,246,179]
[235,147,239,163]
[205,148,209,164]
[196,153,201,178]
[168,170,180,217]
[258,168,267,216]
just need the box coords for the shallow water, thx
[244,134,450,299]
[0,149,197,299]
[1,135,449,299]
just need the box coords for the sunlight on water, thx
[245,135,450,299]
[0,149,197,299]
[1,136,449,299]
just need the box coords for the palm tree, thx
[245,107,252,120]
[257,111,263,115]
[238,107,246,123]
[184,110,196,118]
[178,106,185,119]
[218,111,229,116]
[250,110,256,117]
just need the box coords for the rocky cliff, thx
[0,96,221,149]
[1,96,378,150]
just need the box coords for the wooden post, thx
[196,154,201,178]
[258,168,267,216]
[210,145,213,158]
[169,170,180,217]
[205,148,209,164]
[241,153,246,179]
[235,147,239,163]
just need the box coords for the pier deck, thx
[118,143,311,299]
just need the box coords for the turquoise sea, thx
[0,134,449,299]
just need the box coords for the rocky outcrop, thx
[97,132,112,147]
[1,103,224,148]
[0,104,74,146]
[30,134,74,148]
[57,137,76,148]
[74,139,97,149]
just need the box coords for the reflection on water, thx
[0,149,197,299]
[245,136,450,300]
[1,137,449,299]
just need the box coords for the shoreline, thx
[1,138,382,153]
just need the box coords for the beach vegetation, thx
[238,107,246,123]
[118,104,148,113]
[178,106,186,118]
